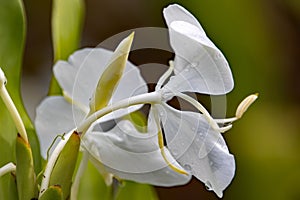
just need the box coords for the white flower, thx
[82,4,257,198]
[82,115,191,186]
[35,33,190,192]
[35,3,257,197]
[35,34,147,158]
[153,4,235,197]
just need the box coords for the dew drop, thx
[214,53,222,60]
[205,181,213,191]
[162,92,169,100]
[172,149,178,157]
[183,164,192,172]
[190,62,198,68]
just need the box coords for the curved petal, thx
[54,48,147,109]
[35,96,86,158]
[156,104,235,197]
[163,5,234,95]
[82,120,191,186]
[163,4,205,35]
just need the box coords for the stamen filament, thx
[0,68,28,142]
[214,93,258,124]
[0,162,16,177]
[152,106,188,175]
[214,117,238,124]
[175,92,232,133]
[155,60,174,91]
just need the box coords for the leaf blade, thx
[49,132,80,200]
[49,0,85,95]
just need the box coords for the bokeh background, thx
[21,0,300,199]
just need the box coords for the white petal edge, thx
[35,96,86,158]
[81,120,191,186]
[163,21,234,95]
[163,4,206,35]
[156,104,235,197]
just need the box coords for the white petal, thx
[163,21,233,95]
[163,4,206,35]
[35,96,86,158]
[82,120,191,186]
[54,48,147,109]
[163,4,234,95]
[54,48,113,107]
[157,104,235,197]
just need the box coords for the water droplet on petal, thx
[162,92,170,100]
[205,181,213,191]
[214,53,222,60]
[190,62,198,68]
[183,164,192,172]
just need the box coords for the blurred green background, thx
[21,0,300,199]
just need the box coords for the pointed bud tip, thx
[117,32,135,54]
[128,31,135,40]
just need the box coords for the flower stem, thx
[0,162,16,177]
[152,106,188,175]
[155,60,174,91]
[77,91,162,134]
[175,92,232,133]
[0,68,28,142]
[39,130,73,197]
[70,151,89,200]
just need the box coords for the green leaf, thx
[77,157,112,200]
[0,173,18,200]
[49,0,85,95]
[39,185,63,200]
[49,132,80,200]
[115,181,158,200]
[16,134,37,200]
[0,0,41,196]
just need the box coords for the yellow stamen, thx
[157,129,188,175]
[235,93,258,119]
